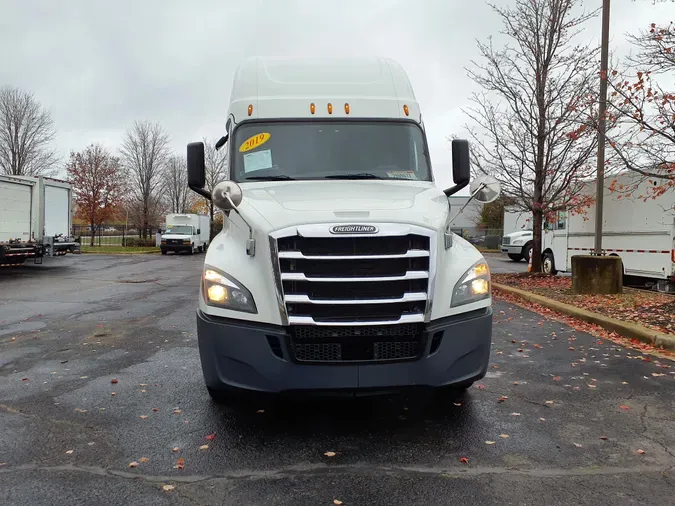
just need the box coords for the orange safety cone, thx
[527,254,533,272]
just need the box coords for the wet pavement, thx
[1,255,673,505]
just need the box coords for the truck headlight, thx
[202,266,257,313]
[451,260,491,307]
[512,239,524,245]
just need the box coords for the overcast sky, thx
[1,0,672,191]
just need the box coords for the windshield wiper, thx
[244,175,295,181]
[324,173,381,180]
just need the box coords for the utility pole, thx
[594,0,611,255]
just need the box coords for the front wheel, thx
[522,243,533,263]
[508,254,523,262]
[189,244,194,255]
[543,252,557,275]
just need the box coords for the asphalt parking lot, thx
[1,254,673,505]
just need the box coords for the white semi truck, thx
[0,174,80,266]
[500,207,533,262]
[185,57,501,402]
[161,213,211,255]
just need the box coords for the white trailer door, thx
[44,185,70,237]
[0,180,32,241]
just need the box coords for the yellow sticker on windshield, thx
[239,132,271,153]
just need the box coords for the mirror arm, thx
[224,194,256,257]
[443,181,469,197]
[447,182,487,224]
[190,185,212,200]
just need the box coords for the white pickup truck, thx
[185,56,502,403]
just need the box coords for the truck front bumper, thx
[161,245,191,253]
[196,308,492,395]
[501,244,524,254]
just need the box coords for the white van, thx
[161,214,210,255]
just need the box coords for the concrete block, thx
[571,255,623,294]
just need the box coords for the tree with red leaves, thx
[606,22,675,205]
[463,0,602,272]
[66,144,126,246]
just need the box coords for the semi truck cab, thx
[186,57,501,402]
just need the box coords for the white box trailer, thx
[542,171,675,292]
[161,213,210,254]
[0,175,80,265]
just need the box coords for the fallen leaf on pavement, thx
[453,402,462,407]
[256,409,265,414]
[152,408,159,412]
[199,445,209,450]
[21,377,28,382]
[619,405,631,410]
[129,461,138,467]
[539,418,546,421]
[140,457,149,463]
[174,457,185,469]
[111,378,118,384]
[334,500,343,505]
[485,441,496,445]
[173,409,182,415]
[510,412,521,416]
[476,384,486,390]
[139,415,148,420]
[600,436,608,440]
[553,376,561,381]
[497,396,508,403]
[172,447,180,452]
[499,434,510,438]
[65,450,73,455]
[111,392,116,396]
[324,451,337,457]
[206,433,216,441]
[637,449,646,454]
[574,443,583,448]
[652,373,665,377]
[162,485,175,491]
[75,408,88,413]
[460,457,469,464]
[545,400,554,405]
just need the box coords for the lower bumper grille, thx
[290,323,423,363]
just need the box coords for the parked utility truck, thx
[186,57,502,402]
[500,207,533,262]
[160,213,210,255]
[0,175,80,266]
[542,171,675,292]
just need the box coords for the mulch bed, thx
[493,273,675,336]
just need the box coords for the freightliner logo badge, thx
[329,225,379,234]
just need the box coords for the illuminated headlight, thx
[451,260,491,307]
[202,266,257,313]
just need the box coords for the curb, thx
[493,283,675,352]
[81,251,160,255]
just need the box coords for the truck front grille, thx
[272,228,434,363]
[502,236,510,245]
[290,324,423,362]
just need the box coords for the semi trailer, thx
[185,57,501,402]
[0,175,80,266]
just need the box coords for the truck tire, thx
[543,252,557,275]
[189,244,194,255]
[508,254,523,262]
[522,242,533,263]
[198,245,203,253]
[161,250,167,255]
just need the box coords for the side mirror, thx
[444,139,471,196]
[470,175,501,204]
[212,181,243,211]
[187,142,210,199]
[197,229,201,234]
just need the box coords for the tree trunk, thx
[142,200,149,239]
[89,216,96,247]
[532,208,543,272]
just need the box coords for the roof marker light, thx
[344,103,350,114]
[327,103,333,114]
[310,103,316,114]
[247,104,253,116]
[403,104,409,116]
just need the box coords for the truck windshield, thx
[230,121,432,182]
[165,226,193,235]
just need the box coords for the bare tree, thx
[605,22,674,197]
[0,86,59,176]
[163,155,193,213]
[203,137,227,235]
[120,121,170,238]
[463,0,601,271]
